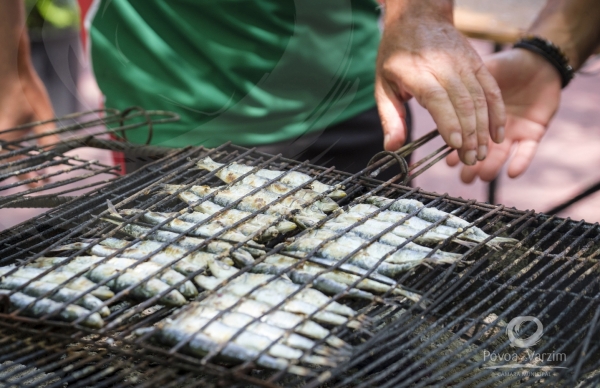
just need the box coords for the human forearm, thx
[0,1,30,80]
[529,0,600,70]
[0,0,57,150]
[382,0,454,26]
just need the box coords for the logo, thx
[481,316,567,376]
[506,316,543,348]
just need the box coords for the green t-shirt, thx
[90,0,380,148]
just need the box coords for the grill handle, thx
[366,129,452,184]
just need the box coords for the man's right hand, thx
[447,48,562,182]
[376,0,506,166]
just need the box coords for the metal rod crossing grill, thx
[1,117,600,387]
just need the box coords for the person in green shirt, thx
[1,0,506,177]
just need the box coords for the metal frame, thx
[0,135,598,386]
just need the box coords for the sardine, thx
[120,208,280,243]
[0,273,109,317]
[56,239,216,275]
[194,183,325,216]
[251,261,378,301]
[286,230,424,276]
[197,156,346,198]
[118,209,265,251]
[195,275,361,329]
[0,290,103,328]
[201,293,349,350]
[286,253,426,305]
[322,218,463,265]
[258,254,412,298]
[194,160,340,213]
[31,256,187,307]
[172,191,296,237]
[39,253,198,299]
[350,204,469,240]
[178,191,297,236]
[0,266,114,301]
[155,317,311,376]
[302,229,460,265]
[329,211,459,246]
[165,184,326,228]
[174,306,336,366]
[101,217,254,262]
[54,241,206,279]
[187,304,338,358]
[365,196,518,247]
[178,210,281,241]
[206,260,357,317]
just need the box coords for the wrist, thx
[513,48,563,87]
[383,0,453,27]
[514,36,574,88]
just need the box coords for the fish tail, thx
[452,239,477,248]
[328,189,347,199]
[490,236,519,246]
[301,354,337,367]
[196,156,222,172]
[160,184,186,195]
[106,199,121,219]
[286,365,314,377]
[100,217,122,227]
[50,242,87,252]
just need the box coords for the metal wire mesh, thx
[0,141,599,387]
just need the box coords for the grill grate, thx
[0,108,178,211]
[0,140,599,387]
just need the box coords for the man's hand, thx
[376,0,505,166]
[0,67,58,187]
[0,0,59,187]
[446,48,562,182]
[0,65,57,148]
[1,0,57,147]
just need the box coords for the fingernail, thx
[496,126,505,143]
[450,133,462,149]
[465,150,477,166]
[384,134,390,149]
[477,145,487,160]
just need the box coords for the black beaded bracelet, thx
[513,36,574,88]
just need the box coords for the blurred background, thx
[3,0,600,229]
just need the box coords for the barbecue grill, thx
[1,110,600,387]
